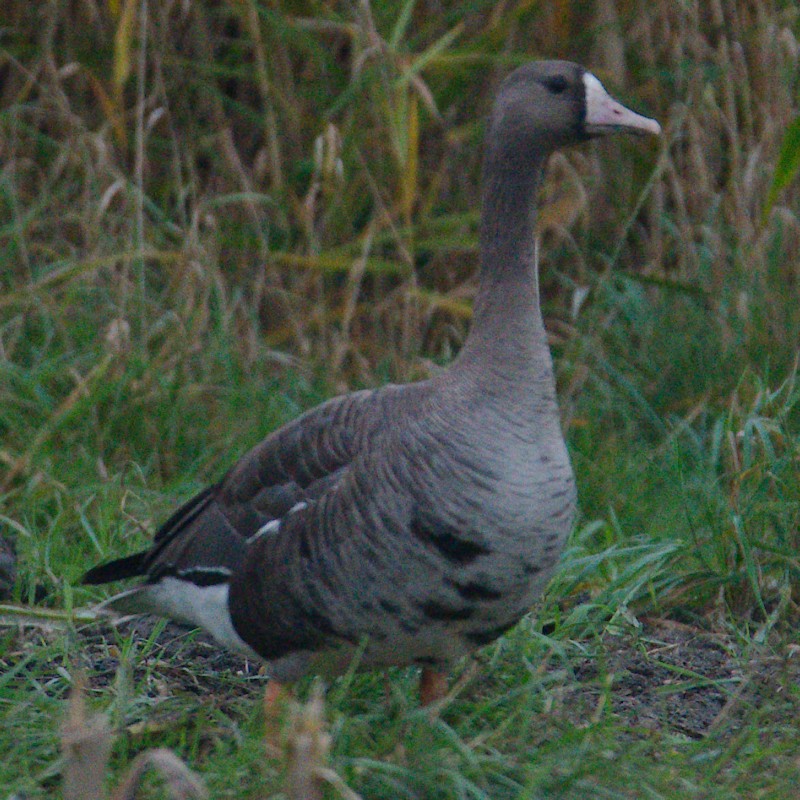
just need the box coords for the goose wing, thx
[82,388,387,588]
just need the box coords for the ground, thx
[4,613,775,737]
[4,605,800,797]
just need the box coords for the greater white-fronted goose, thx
[83,61,660,704]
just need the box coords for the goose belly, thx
[334,493,574,671]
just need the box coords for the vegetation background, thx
[1,0,799,796]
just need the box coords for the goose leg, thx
[263,680,291,753]
[419,667,448,706]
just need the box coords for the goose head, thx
[486,61,660,168]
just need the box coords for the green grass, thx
[3,341,798,797]
[4,612,800,797]
[2,0,800,796]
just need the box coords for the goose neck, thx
[478,155,544,287]
[456,154,548,376]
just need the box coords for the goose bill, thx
[583,72,661,137]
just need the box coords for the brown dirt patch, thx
[4,613,798,739]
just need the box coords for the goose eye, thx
[542,75,568,94]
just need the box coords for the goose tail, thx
[82,552,147,585]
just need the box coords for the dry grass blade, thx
[61,674,207,800]
[111,749,208,800]
[284,682,361,800]
[0,251,182,312]
[1,353,115,491]
[285,682,329,800]
[0,604,100,627]
[62,674,113,800]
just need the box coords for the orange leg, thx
[263,680,292,754]
[264,679,290,709]
[419,667,448,706]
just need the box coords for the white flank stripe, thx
[151,578,260,659]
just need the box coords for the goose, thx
[83,61,660,705]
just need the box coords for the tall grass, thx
[2,0,800,796]
[3,0,797,606]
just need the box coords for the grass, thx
[2,0,800,796]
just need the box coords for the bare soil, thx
[4,614,797,739]
[571,619,743,738]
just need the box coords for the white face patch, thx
[583,72,661,136]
